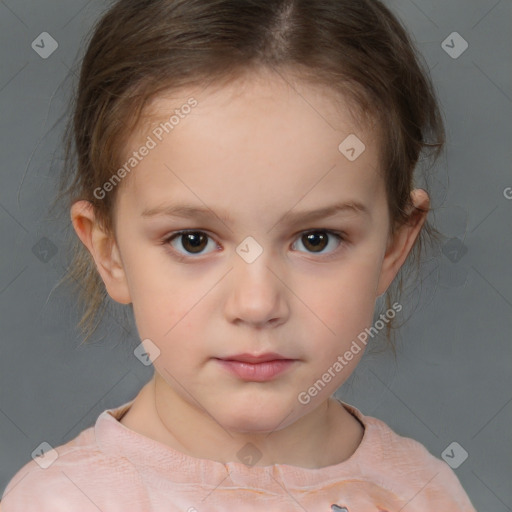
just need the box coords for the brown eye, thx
[167,231,214,255]
[292,230,343,256]
[302,232,328,252]
[181,232,207,253]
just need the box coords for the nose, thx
[224,245,289,328]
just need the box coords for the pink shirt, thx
[1,398,476,511]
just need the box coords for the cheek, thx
[128,270,195,344]
[301,254,381,337]
[121,243,198,329]
[127,272,213,368]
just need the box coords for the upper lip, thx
[217,352,293,363]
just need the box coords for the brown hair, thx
[51,0,445,353]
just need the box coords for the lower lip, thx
[215,359,295,381]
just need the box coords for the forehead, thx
[140,68,375,143]
[116,70,384,220]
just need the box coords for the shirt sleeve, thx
[386,436,477,511]
[1,466,101,512]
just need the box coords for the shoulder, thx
[1,425,142,511]
[342,403,477,510]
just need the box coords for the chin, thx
[218,401,297,434]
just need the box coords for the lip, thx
[215,353,297,382]
[218,352,290,363]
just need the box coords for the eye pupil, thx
[183,232,206,253]
[303,232,327,252]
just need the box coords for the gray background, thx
[0,0,511,510]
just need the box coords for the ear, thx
[70,200,131,304]
[375,189,429,297]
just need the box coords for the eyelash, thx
[161,229,347,262]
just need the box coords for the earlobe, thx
[375,189,429,297]
[70,200,132,304]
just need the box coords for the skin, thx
[71,69,429,469]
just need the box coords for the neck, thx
[150,372,363,468]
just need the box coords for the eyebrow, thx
[141,200,369,225]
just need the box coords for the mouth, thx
[214,354,297,382]
[218,352,291,364]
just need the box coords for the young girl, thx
[2,0,477,510]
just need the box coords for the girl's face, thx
[76,71,427,433]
